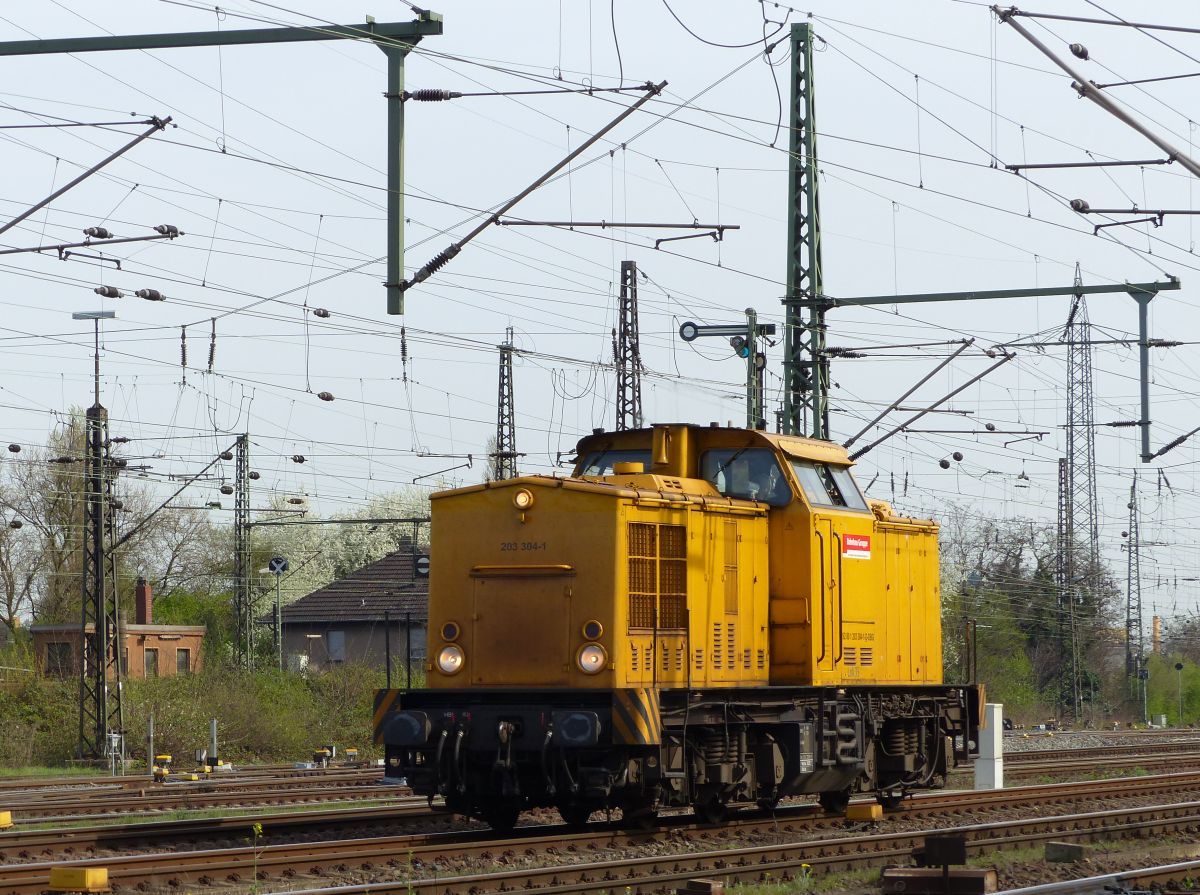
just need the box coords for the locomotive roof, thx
[574,424,854,466]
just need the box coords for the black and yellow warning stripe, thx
[612,688,662,745]
[372,689,404,744]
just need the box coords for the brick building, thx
[31,578,205,678]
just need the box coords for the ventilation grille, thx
[630,643,639,672]
[860,647,874,666]
[757,648,766,670]
[628,522,688,629]
[844,646,857,666]
[712,622,722,669]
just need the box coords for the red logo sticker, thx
[842,533,871,559]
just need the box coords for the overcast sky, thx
[2,1,1199,622]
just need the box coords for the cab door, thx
[813,516,838,676]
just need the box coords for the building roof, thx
[32,624,206,635]
[276,549,429,625]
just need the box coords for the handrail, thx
[470,563,575,578]
[815,529,827,666]
[833,532,844,665]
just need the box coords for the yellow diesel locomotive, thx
[375,424,981,830]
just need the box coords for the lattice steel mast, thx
[492,327,518,480]
[781,21,827,439]
[613,260,643,431]
[77,318,123,759]
[233,433,252,668]
[1125,474,1143,695]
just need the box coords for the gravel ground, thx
[1002,729,1200,752]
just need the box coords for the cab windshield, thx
[789,460,869,511]
[700,448,792,506]
[576,449,652,476]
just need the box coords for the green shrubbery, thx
[0,646,390,768]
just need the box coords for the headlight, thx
[576,643,608,674]
[436,644,465,675]
[513,488,535,510]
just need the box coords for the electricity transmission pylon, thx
[1059,263,1100,723]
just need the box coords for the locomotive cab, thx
[376,424,980,830]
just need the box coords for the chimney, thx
[135,576,152,625]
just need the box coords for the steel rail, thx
[8,772,1200,894]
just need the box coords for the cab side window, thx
[700,448,793,506]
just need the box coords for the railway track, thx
[1,769,399,820]
[7,771,1200,894]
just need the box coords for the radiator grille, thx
[627,522,688,630]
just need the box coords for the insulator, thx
[985,423,996,432]
[1069,42,1089,60]
[154,224,181,237]
[181,326,187,369]
[7,519,20,530]
[84,226,114,239]
[312,308,330,318]
[207,501,222,510]
[287,496,305,505]
[110,436,129,444]
[112,458,128,469]
[94,285,124,298]
[136,288,166,301]
[220,450,234,461]
[52,456,75,464]
[939,459,950,469]
[248,470,261,480]
[220,484,234,495]
[952,451,963,462]
[111,498,123,510]
[292,454,306,464]
[317,391,334,402]
[7,444,19,453]
[407,88,462,102]
[1069,198,1090,212]
[404,244,461,290]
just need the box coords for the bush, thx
[0,662,389,768]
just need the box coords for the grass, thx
[0,765,107,779]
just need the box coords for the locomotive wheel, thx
[877,792,904,811]
[818,788,851,814]
[482,802,521,833]
[619,801,659,830]
[557,803,594,830]
[693,798,729,825]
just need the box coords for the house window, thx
[145,648,159,677]
[176,648,191,674]
[46,642,72,676]
[328,630,346,663]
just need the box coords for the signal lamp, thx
[441,621,461,642]
[582,620,603,641]
[512,488,534,510]
[729,335,749,358]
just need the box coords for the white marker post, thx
[974,703,1003,790]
